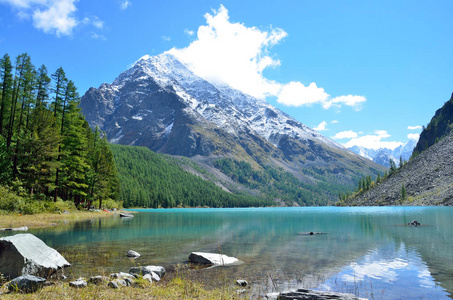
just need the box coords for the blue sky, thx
[1,0,452,149]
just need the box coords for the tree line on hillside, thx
[110,144,273,208]
[213,158,336,206]
[337,157,407,205]
[0,53,119,211]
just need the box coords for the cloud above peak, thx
[2,0,103,37]
[168,5,365,110]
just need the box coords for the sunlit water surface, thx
[2,207,452,299]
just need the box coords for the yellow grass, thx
[0,211,115,229]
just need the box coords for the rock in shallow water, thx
[188,252,243,266]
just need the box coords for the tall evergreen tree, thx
[0,54,13,135]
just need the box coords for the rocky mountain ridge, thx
[348,131,453,206]
[80,53,384,204]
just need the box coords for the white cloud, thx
[407,133,420,140]
[277,81,328,107]
[90,32,106,40]
[1,0,104,37]
[408,125,422,130]
[343,130,403,150]
[162,36,171,41]
[184,28,194,36]
[331,120,339,124]
[332,130,358,140]
[120,0,131,10]
[167,5,286,99]
[313,121,328,131]
[323,95,366,111]
[167,5,365,110]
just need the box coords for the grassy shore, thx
[0,210,116,229]
[0,265,245,299]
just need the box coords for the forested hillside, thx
[110,144,273,208]
[0,53,119,213]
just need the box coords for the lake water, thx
[3,206,453,299]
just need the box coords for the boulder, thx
[188,252,242,266]
[69,278,87,288]
[110,272,137,280]
[7,275,46,293]
[130,265,166,278]
[89,275,106,285]
[143,273,159,283]
[108,278,131,289]
[266,288,367,299]
[127,250,141,258]
[0,233,71,279]
[236,279,248,287]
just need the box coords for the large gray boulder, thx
[0,233,71,279]
[7,275,46,293]
[188,252,243,266]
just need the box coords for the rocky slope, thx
[80,54,384,204]
[349,131,453,206]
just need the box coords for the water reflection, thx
[2,207,452,298]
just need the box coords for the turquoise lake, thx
[3,206,453,299]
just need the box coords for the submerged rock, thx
[7,275,46,293]
[408,220,421,226]
[0,233,71,279]
[0,226,28,232]
[188,252,242,266]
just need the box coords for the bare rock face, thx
[0,233,71,279]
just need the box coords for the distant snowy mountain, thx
[80,53,384,204]
[348,138,419,168]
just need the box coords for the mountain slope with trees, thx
[338,93,453,206]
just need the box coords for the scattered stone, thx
[408,220,421,226]
[127,250,141,258]
[89,275,106,285]
[0,226,28,231]
[236,279,248,287]
[7,275,46,293]
[142,273,157,283]
[237,289,247,295]
[119,213,134,218]
[69,278,87,288]
[0,233,71,279]
[110,272,137,280]
[188,252,243,266]
[266,288,367,299]
[108,278,131,289]
[130,265,166,278]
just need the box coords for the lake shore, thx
[0,210,117,229]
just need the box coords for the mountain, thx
[348,138,418,168]
[343,131,453,206]
[80,53,384,205]
[413,93,453,156]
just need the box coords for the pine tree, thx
[0,54,14,136]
